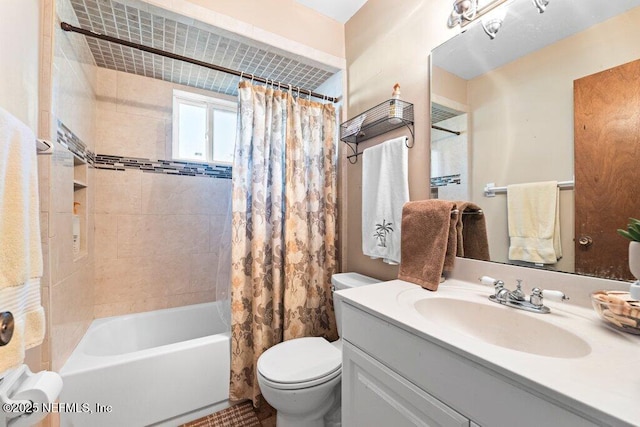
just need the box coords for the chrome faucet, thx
[479,276,569,314]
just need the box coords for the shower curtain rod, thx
[431,124,461,135]
[60,22,339,103]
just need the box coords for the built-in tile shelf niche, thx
[73,154,88,261]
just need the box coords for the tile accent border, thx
[430,174,462,188]
[93,154,232,179]
[57,120,95,164]
[56,120,232,179]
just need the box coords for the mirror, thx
[431,0,640,280]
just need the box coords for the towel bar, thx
[36,139,53,155]
[451,209,483,216]
[484,180,574,197]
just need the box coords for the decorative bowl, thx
[591,291,640,335]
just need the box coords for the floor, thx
[254,399,276,427]
[181,398,276,427]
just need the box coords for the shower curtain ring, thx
[251,74,255,85]
[297,87,300,97]
[240,71,244,81]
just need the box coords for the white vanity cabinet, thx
[341,302,602,427]
[343,341,469,427]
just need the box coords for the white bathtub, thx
[59,301,231,426]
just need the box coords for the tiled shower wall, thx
[430,113,469,201]
[44,0,98,374]
[93,68,232,318]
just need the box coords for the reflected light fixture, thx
[481,5,507,40]
[532,0,550,13]
[481,17,502,39]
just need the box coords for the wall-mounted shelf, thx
[340,99,414,163]
[73,180,87,190]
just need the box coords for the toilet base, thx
[275,390,337,427]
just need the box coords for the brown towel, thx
[398,200,458,291]
[455,201,490,261]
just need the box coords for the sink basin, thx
[414,298,592,358]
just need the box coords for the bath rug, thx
[181,401,261,427]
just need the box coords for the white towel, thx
[362,137,409,264]
[0,107,45,376]
[507,181,562,264]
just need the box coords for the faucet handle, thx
[542,289,569,302]
[480,276,503,288]
[530,287,544,307]
[509,279,526,301]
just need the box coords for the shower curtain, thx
[230,81,338,404]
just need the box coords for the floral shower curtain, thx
[230,81,338,404]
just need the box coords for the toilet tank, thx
[332,273,381,337]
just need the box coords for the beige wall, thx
[343,0,456,280]
[0,0,39,130]
[94,69,231,318]
[143,0,345,70]
[467,7,640,271]
[432,65,468,111]
[186,0,345,59]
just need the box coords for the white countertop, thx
[336,279,640,426]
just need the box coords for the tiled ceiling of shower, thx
[431,103,463,124]
[68,0,339,96]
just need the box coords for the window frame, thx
[172,89,237,165]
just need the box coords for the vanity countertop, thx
[336,279,640,427]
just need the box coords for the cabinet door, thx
[343,341,469,427]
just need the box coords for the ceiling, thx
[68,0,340,97]
[295,0,368,24]
[434,0,640,80]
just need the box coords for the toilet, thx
[257,272,381,427]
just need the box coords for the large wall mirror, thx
[431,0,640,281]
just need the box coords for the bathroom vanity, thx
[336,277,640,427]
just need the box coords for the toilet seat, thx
[257,337,341,390]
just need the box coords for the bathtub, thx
[59,301,231,426]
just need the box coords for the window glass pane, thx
[213,109,237,163]
[178,102,207,161]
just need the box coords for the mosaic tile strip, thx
[57,120,95,164]
[94,154,232,179]
[56,120,231,179]
[430,174,461,188]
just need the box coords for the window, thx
[172,90,237,164]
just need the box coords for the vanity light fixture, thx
[447,0,508,39]
[447,0,478,28]
[448,0,548,33]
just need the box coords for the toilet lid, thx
[258,337,341,384]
